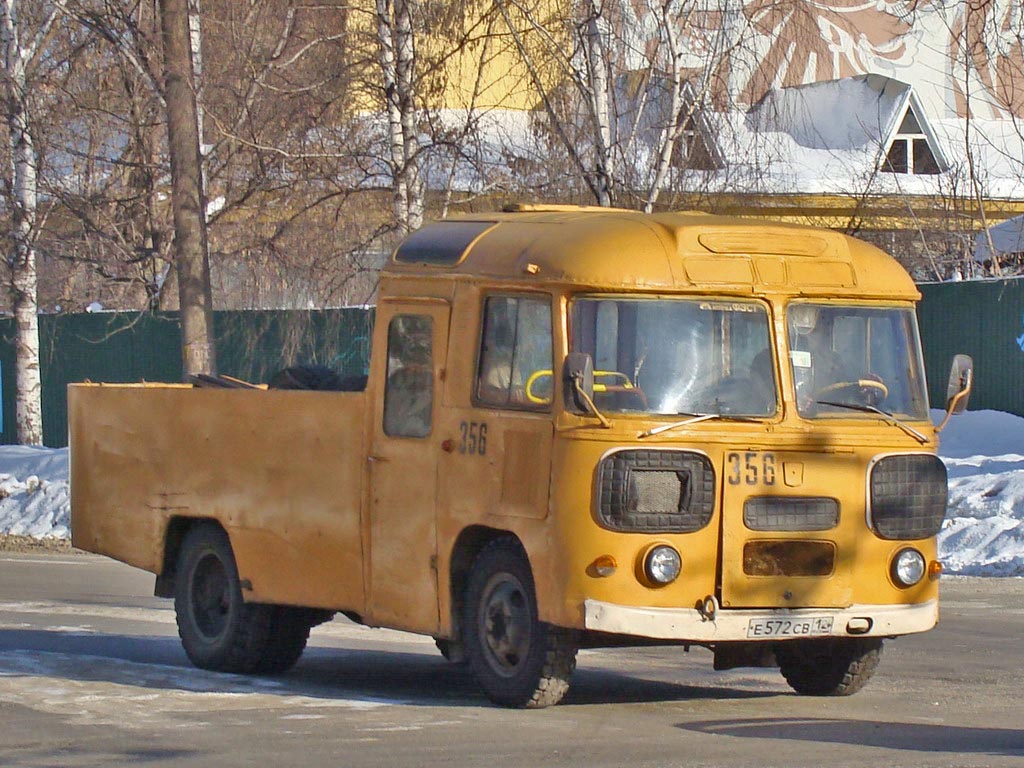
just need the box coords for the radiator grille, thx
[596,450,715,533]
[870,454,948,540]
[744,496,839,531]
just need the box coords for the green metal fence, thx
[2,281,1020,447]
[917,278,1024,416]
[0,309,373,447]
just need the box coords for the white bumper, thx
[584,598,938,642]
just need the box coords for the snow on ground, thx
[1,410,1023,575]
[932,410,1024,576]
[0,445,69,539]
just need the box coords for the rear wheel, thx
[463,538,577,708]
[775,637,883,696]
[175,524,275,673]
[255,607,316,674]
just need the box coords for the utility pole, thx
[159,0,216,376]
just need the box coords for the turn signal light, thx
[928,560,944,579]
[592,555,618,577]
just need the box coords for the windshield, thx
[786,303,928,420]
[570,297,777,417]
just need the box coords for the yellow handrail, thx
[524,369,635,404]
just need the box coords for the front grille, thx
[596,450,715,533]
[744,496,839,531]
[870,454,948,540]
[743,540,836,576]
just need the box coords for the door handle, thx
[368,454,390,463]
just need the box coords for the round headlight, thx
[892,548,926,587]
[644,545,682,586]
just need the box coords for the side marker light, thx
[591,555,618,577]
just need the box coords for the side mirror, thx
[945,354,973,414]
[936,354,973,433]
[562,352,594,412]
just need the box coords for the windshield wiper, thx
[816,400,929,444]
[639,412,758,439]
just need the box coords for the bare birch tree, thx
[494,0,753,208]
[375,0,424,233]
[0,0,66,444]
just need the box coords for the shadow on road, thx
[563,666,778,706]
[0,628,777,709]
[678,717,1024,756]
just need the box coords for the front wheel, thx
[775,637,883,696]
[463,538,577,708]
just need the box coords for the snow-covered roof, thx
[367,75,1024,202]
[747,74,907,152]
[975,214,1024,260]
[745,74,949,169]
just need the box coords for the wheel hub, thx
[481,575,531,676]
[191,553,230,639]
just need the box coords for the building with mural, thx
[419,1,1024,278]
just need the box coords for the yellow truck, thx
[70,205,972,708]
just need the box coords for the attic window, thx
[882,107,940,175]
[671,112,721,171]
[394,221,495,266]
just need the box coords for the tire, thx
[268,365,365,392]
[463,538,577,708]
[254,607,315,674]
[775,637,883,696]
[174,524,275,674]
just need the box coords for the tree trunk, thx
[2,0,43,445]
[160,0,216,376]
[376,0,423,234]
[584,2,613,206]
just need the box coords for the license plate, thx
[746,616,834,638]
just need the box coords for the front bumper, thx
[584,598,937,642]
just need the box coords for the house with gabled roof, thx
[380,0,1024,274]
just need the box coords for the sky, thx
[1,409,1022,576]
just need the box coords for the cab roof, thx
[384,205,919,300]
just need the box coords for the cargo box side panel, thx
[69,383,368,612]
[69,384,184,573]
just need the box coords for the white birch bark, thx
[376,0,423,234]
[583,0,614,206]
[1,0,61,445]
[644,0,686,212]
[188,0,204,145]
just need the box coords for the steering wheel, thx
[816,377,889,406]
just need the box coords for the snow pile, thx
[1,410,1023,575]
[935,410,1024,576]
[0,446,70,538]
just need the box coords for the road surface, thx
[0,552,1021,767]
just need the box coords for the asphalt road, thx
[0,552,1021,768]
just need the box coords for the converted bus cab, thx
[380,206,970,708]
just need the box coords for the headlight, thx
[892,548,926,587]
[643,545,682,586]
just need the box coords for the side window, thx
[383,315,433,437]
[476,296,553,409]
